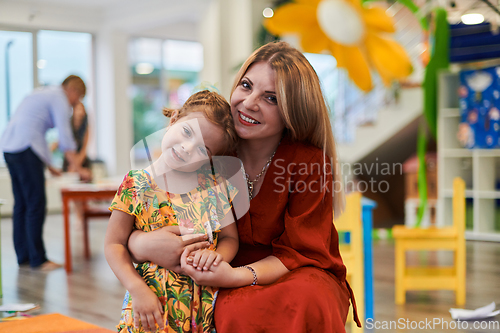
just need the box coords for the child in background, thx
[104,90,240,333]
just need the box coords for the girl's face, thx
[161,112,225,172]
[231,62,285,141]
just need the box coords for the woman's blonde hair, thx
[230,41,345,218]
[163,90,238,155]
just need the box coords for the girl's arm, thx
[214,221,239,263]
[104,210,164,332]
[188,214,239,272]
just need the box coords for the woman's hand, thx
[47,165,62,177]
[128,226,210,273]
[131,288,164,333]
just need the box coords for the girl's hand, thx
[131,289,164,333]
[187,249,223,271]
[181,248,241,288]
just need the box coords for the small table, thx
[61,184,117,273]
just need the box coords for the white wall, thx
[199,0,266,99]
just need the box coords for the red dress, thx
[214,137,360,332]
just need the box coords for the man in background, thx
[1,75,86,271]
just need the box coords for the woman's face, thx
[231,62,285,142]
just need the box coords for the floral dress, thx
[109,168,237,333]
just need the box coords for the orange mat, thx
[0,313,115,333]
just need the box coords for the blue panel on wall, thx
[450,22,500,63]
[458,66,500,148]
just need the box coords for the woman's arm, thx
[77,127,89,165]
[181,251,289,288]
[128,227,210,272]
[241,255,289,285]
[104,210,164,332]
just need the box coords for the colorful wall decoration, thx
[263,0,413,92]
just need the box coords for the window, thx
[0,31,33,133]
[38,30,93,167]
[0,29,93,166]
[129,38,203,165]
[37,30,92,87]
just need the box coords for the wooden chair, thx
[336,192,364,332]
[81,202,112,259]
[393,177,466,305]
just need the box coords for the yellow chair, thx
[393,177,466,305]
[336,192,364,332]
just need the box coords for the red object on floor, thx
[0,313,115,333]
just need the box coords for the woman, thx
[63,102,92,182]
[128,41,359,332]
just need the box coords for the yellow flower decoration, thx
[264,0,413,92]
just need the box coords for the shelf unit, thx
[437,72,500,241]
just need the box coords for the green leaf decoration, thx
[416,7,449,228]
[176,308,186,322]
[168,313,180,332]
[201,289,214,304]
[159,201,170,208]
[416,123,428,228]
[178,292,191,309]
[219,191,230,205]
[121,189,132,203]
[133,203,142,216]
[423,7,450,139]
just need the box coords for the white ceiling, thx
[10,0,500,26]
[14,0,186,11]
[446,0,500,23]
[1,0,212,40]
[7,0,500,38]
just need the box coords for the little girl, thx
[104,90,241,333]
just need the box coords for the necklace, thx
[243,149,277,200]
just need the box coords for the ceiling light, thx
[263,8,274,18]
[461,13,484,25]
[135,62,154,75]
[37,59,46,69]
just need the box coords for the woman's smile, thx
[238,111,261,125]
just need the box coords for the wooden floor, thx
[1,214,500,332]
